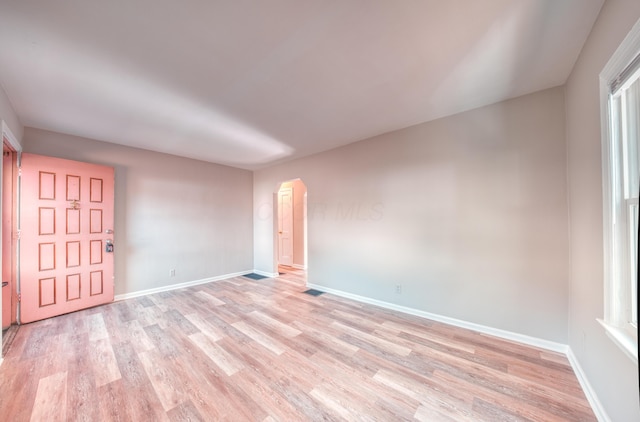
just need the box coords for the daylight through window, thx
[601,49,640,362]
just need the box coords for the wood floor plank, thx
[414,403,474,422]
[135,302,168,328]
[291,320,360,356]
[120,319,156,353]
[86,313,109,342]
[373,367,476,418]
[89,338,122,387]
[30,371,67,422]
[112,341,169,421]
[64,333,102,422]
[170,351,259,421]
[231,321,287,355]
[164,309,200,335]
[309,383,367,421]
[247,310,302,338]
[97,379,133,421]
[230,365,309,421]
[188,332,245,376]
[20,324,54,361]
[310,350,419,421]
[184,312,225,341]
[194,290,226,306]
[138,350,186,412]
[331,320,412,356]
[381,319,477,354]
[0,268,597,421]
[143,323,181,359]
[0,357,41,420]
[432,366,596,421]
[166,400,205,422]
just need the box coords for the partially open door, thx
[20,153,115,323]
[278,186,293,266]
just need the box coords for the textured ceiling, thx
[0,0,604,169]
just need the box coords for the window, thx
[600,20,640,363]
[609,68,639,328]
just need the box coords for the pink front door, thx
[20,153,115,324]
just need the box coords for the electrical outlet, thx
[170,269,176,277]
[395,284,402,294]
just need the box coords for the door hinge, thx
[17,293,21,302]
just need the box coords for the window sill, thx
[597,319,638,364]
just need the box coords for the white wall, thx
[255,87,569,343]
[565,0,640,420]
[0,84,22,143]
[23,128,253,296]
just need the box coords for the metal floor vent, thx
[244,273,268,280]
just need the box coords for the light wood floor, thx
[0,268,596,421]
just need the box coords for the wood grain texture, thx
[30,371,67,422]
[0,267,596,421]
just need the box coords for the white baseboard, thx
[566,348,610,422]
[114,270,252,301]
[306,283,568,354]
[253,269,279,278]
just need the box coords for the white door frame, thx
[1,121,21,358]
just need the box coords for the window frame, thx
[598,17,640,364]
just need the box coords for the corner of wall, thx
[566,347,612,422]
[561,82,574,340]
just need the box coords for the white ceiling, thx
[0,0,604,170]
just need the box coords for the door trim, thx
[1,122,20,152]
[1,121,21,357]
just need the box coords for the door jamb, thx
[1,121,22,358]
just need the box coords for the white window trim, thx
[599,17,640,364]
[597,319,637,363]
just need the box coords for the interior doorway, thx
[1,142,16,330]
[277,186,293,266]
[276,179,307,273]
[1,121,21,357]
